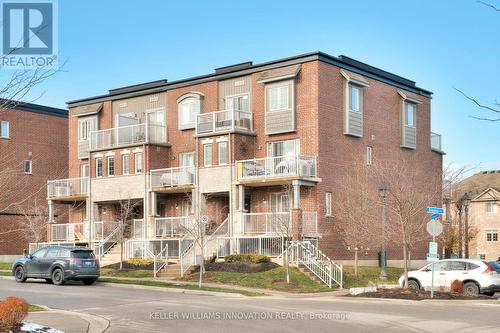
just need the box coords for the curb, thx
[29,308,110,333]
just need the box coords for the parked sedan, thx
[12,246,100,285]
[398,259,500,296]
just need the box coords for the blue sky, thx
[25,0,500,171]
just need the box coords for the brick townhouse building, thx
[0,102,68,260]
[42,51,443,269]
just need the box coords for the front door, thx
[26,248,48,277]
[270,193,290,213]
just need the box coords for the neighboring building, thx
[0,102,68,259]
[449,170,500,260]
[43,51,443,268]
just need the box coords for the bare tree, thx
[272,184,294,284]
[372,160,440,288]
[18,200,49,246]
[117,198,142,270]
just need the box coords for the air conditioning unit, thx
[55,185,70,197]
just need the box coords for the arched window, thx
[178,93,202,129]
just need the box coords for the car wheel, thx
[463,282,479,296]
[45,278,53,284]
[82,278,97,286]
[407,279,420,291]
[14,266,27,283]
[51,268,65,286]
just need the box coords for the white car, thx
[398,259,500,296]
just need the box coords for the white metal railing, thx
[29,242,76,254]
[92,221,119,241]
[204,217,229,259]
[236,155,317,181]
[216,236,287,258]
[93,223,121,259]
[154,216,191,238]
[133,219,145,239]
[302,211,318,235]
[150,166,195,189]
[51,223,84,242]
[242,212,291,234]
[286,240,343,288]
[153,243,169,278]
[78,140,90,159]
[126,239,180,259]
[47,177,88,199]
[180,235,196,277]
[431,132,442,152]
[196,109,253,135]
[89,123,167,150]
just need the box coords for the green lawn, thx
[0,271,11,276]
[342,266,404,289]
[98,277,265,296]
[180,267,332,293]
[100,268,153,278]
[28,304,46,312]
[0,262,12,270]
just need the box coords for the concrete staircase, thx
[99,243,122,267]
[157,263,182,279]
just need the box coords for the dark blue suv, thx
[12,246,100,285]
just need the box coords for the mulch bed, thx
[192,262,280,273]
[350,288,494,300]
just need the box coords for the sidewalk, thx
[26,309,109,333]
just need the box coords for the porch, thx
[47,177,89,201]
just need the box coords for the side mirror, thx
[28,254,34,260]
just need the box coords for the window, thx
[146,110,165,126]
[122,154,130,175]
[366,146,373,165]
[486,202,498,214]
[107,156,115,176]
[325,192,332,216]
[135,152,142,174]
[486,229,498,242]
[267,139,299,157]
[218,141,227,165]
[23,160,32,174]
[349,85,361,113]
[204,144,212,167]
[267,84,289,111]
[449,261,467,271]
[0,120,9,138]
[78,117,96,141]
[178,95,201,129]
[179,152,195,167]
[404,102,416,128]
[226,94,249,112]
[32,247,48,259]
[96,158,103,177]
[426,261,449,271]
[270,193,290,212]
[479,254,486,260]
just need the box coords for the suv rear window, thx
[71,250,95,259]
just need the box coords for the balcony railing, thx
[47,177,89,199]
[51,223,84,242]
[154,216,191,238]
[236,155,317,181]
[196,109,253,135]
[242,212,291,234]
[92,221,119,241]
[89,123,167,151]
[78,140,90,159]
[150,166,195,189]
[431,132,443,152]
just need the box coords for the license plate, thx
[85,261,94,267]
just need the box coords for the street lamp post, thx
[463,193,471,259]
[379,183,390,280]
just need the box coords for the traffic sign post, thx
[426,216,443,299]
[426,207,444,215]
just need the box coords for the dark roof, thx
[67,51,433,107]
[2,100,67,118]
[455,170,500,200]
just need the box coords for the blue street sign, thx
[426,207,444,215]
[431,213,440,220]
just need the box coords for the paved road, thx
[1,279,500,333]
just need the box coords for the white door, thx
[420,261,449,290]
[270,193,290,213]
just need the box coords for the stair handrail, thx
[179,233,196,277]
[203,217,229,259]
[154,243,169,278]
[303,241,337,267]
[95,222,122,259]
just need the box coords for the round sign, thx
[201,215,209,224]
[426,219,443,236]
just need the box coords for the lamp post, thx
[463,193,471,259]
[379,183,390,280]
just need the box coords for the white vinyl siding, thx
[401,100,417,149]
[218,141,228,165]
[204,144,212,167]
[178,96,201,129]
[96,158,103,177]
[135,152,142,174]
[122,154,130,175]
[344,83,364,137]
[107,156,115,177]
[265,80,295,134]
[486,229,498,242]
[23,160,32,174]
[0,121,9,138]
[325,192,332,216]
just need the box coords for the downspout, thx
[228,133,233,237]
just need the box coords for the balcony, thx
[242,212,291,235]
[196,109,253,136]
[150,166,195,192]
[78,140,90,159]
[47,177,88,201]
[50,223,84,242]
[431,132,444,153]
[236,155,318,185]
[154,216,192,238]
[89,123,167,151]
